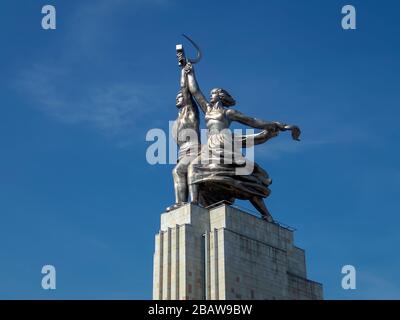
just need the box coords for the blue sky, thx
[0,0,399,299]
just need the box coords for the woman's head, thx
[210,88,236,107]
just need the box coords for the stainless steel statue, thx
[168,36,301,222]
[166,44,201,212]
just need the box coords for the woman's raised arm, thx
[185,63,209,114]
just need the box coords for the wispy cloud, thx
[15,0,168,146]
[19,63,161,138]
[254,123,369,160]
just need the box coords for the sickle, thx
[182,34,202,64]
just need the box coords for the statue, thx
[168,35,301,222]
[166,44,201,212]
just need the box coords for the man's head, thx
[176,91,184,108]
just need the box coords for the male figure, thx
[166,47,200,212]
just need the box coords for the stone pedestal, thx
[153,203,323,300]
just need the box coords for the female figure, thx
[185,62,300,222]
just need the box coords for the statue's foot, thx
[262,214,274,223]
[166,202,187,212]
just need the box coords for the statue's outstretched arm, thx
[226,109,281,129]
[226,109,301,141]
[185,63,209,113]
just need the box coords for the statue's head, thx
[210,88,236,107]
[176,91,184,108]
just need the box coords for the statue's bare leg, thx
[189,183,199,205]
[173,165,188,204]
[187,157,200,204]
[166,161,189,212]
[250,197,273,222]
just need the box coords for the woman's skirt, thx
[189,131,272,207]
